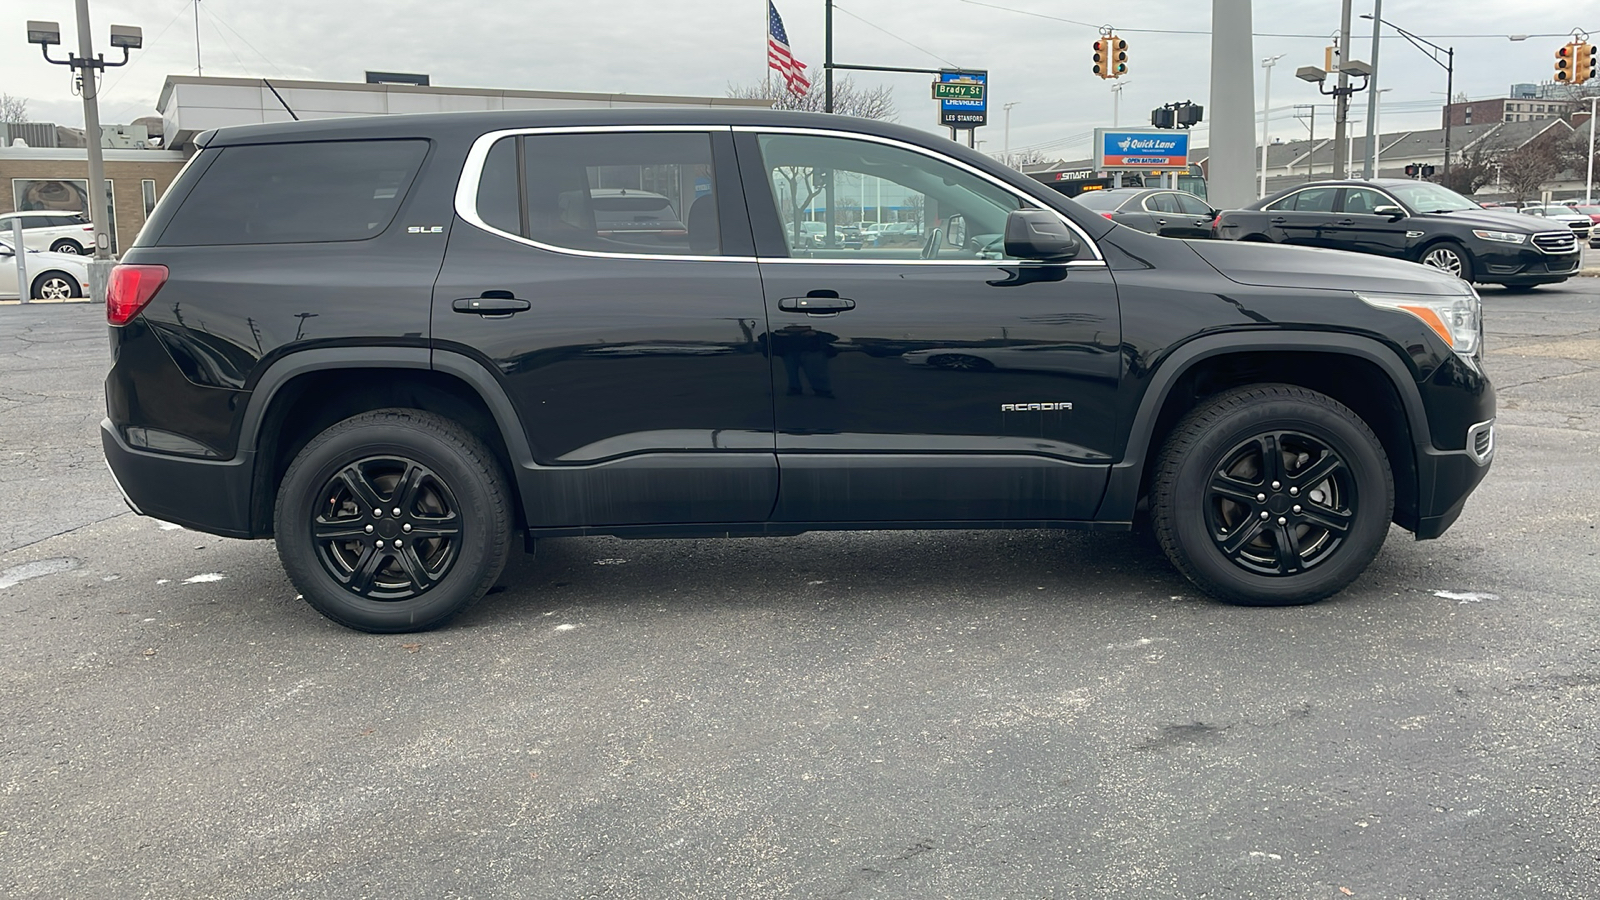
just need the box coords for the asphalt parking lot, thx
[2,279,1598,899]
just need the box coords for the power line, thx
[202,1,287,77]
[956,0,1594,40]
[833,4,961,68]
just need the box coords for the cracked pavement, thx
[2,282,1599,899]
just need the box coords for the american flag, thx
[767,1,811,95]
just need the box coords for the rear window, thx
[158,139,428,246]
[591,194,674,212]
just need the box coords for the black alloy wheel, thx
[311,457,462,600]
[275,409,513,632]
[1152,384,1393,606]
[1204,431,1353,576]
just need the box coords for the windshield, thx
[1385,182,1480,213]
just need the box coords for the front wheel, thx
[1420,241,1474,283]
[274,409,513,632]
[31,271,82,300]
[1152,385,1394,606]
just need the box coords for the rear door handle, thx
[1156,219,1169,226]
[453,291,531,315]
[778,294,856,314]
[1336,219,1355,226]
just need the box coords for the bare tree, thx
[1439,143,1496,196]
[997,148,1051,170]
[726,76,897,121]
[1499,142,1562,204]
[0,94,29,124]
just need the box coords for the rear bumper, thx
[101,419,256,538]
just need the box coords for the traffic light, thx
[1556,42,1575,82]
[1151,107,1175,128]
[1577,42,1597,84]
[1093,35,1128,79]
[1176,103,1204,127]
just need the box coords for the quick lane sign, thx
[938,70,988,128]
[1092,129,1190,169]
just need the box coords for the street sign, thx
[932,81,986,101]
[1092,128,1190,169]
[938,70,988,128]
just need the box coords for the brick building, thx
[0,147,186,253]
[1443,96,1577,128]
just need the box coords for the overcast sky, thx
[3,0,1597,159]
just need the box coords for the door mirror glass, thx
[1003,209,1080,261]
[945,214,967,248]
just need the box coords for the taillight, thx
[1102,212,1115,219]
[106,264,168,326]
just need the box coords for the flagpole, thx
[764,0,771,100]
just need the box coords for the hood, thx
[1185,240,1470,296]
[20,249,92,269]
[1417,208,1569,232]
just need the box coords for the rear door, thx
[432,127,777,528]
[1264,186,1340,247]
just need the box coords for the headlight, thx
[1471,230,1526,244]
[1358,289,1481,359]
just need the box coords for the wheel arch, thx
[1100,332,1430,532]
[237,348,534,537]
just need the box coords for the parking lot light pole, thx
[1260,54,1285,197]
[27,4,142,303]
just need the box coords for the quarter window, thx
[753,133,1025,260]
[1174,192,1211,215]
[474,132,720,257]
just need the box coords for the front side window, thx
[1340,188,1394,215]
[159,139,428,246]
[474,131,720,257]
[754,133,1025,260]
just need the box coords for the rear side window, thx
[1267,187,1338,213]
[472,131,721,257]
[159,139,428,246]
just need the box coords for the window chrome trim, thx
[454,123,1107,267]
[1263,184,1339,214]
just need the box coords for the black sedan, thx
[1071,187,1218,239]
[1215,179,1581,289]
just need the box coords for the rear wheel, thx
[31,271,81,300]
[274,409,513,632]
[1152,384,1393,606]
[49,239,84,254]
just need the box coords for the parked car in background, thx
[0,239,91,300]
[1215,179,1579,289]
[1559,204,1600,226]
[588,189,689,244]
[1520,205,1593,240]
[0,210,97,254]
[1070,187,1218,238]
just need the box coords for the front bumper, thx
[1473,243,1580,285]
[101,419,257,538]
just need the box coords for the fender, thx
[1096,330,1431,521]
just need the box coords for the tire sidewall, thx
[1423,241,1474,283]
[275,417,508,632]
[1164,396,1392,604]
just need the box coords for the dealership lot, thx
[2,284,1598,898]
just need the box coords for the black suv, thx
[1215,179,1580,289]
[102,110,1495,632]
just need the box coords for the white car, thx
[0,210,98,254]
[0,239,92,300]
[1520,205,1592,240]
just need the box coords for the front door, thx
[736,130,1121,523]
[1333,186,1411,259]
[433,127,776,527]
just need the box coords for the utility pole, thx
[1362,0,1382,178]
[1260,54,1284,197]
[1003,101,1019,159]
[1332,0,1353,178]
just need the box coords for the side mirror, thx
[945,214,967,248]
[1373,204,1405,220]
[1003,209,1081,261]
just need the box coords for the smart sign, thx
[1092,129,1190,169]
[938,70,988,128]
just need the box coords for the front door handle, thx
[453,291,531,315]
[778,293,856,314]
[1270,216,1288,224]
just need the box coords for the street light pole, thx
[28,5,142,302]
[1362,0,1382,178]
[1260,54,1284,197]
[1111,80,1127,127]
[1362,13,1454,185]
[1332,0,1353,178]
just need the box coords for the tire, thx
[1419,241,1474,283]
[274,409,514,633]
[1151,384,1394,607]
[31,271,82,300]
[49,239,84,254]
